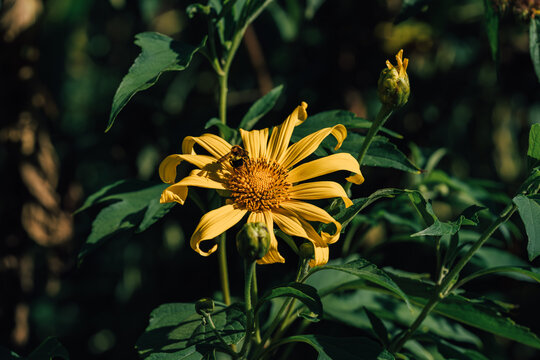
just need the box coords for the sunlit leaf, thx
[513,194,540,261]
[76,179,175,261]
[136,303,245,359]
[107,32,205,132]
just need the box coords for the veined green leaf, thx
[107,32,205,132]
[136,303,245,359]
[391,274,540,349]
[470,246,540,283]
[530,17,540,83]
[308,258,411,308]
[411,205,485,237]
[256,282,322,320]
[239,85,283,131]
[513,194,540,261]
[276,335,393,360]
[76,179,175,261]
[457,266,540,288]
[528,123,540,162]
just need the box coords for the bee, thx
[218,145,249,169]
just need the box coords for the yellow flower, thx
[158,102,364,267]
[377,49,410,109]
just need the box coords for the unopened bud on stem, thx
[378,49,410,109]
[236,222,270,261]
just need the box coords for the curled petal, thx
[159,154,220,184]
[281,125,347,169]
[247,211,285,264]
[159,169,228,205]
[287,153,364,184]
[240,128,269,160]
[182,133,232,159]
[290,181,353,208]
[267,102,308,164]
[190,205,247,256]
[272,209,329,267]
[280,200,342,244]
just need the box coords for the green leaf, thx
[77,179,175,261]
[470,247,540,283]
[483,0,499,64]
[417,334,489,360]
[27,337,69,360]
[308,258,411,309]
[136,303,245,359]
[107,32,205,132]
[239,85,283,131]
[364,307,389,347]
[459,266,540,286]
[530,17,540,83]
[294,110,403,140]
[411,205,485,237]
[391,274,540,349]
[528,123,540,162]
[278,335,393,360]
[205,118,238,143]
[513,194,540,261]
[256,283,322,319]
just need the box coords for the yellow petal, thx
[159,154,220,184]
[160,169,228,205]
[281,125,347,169]
[267,102,308,164]
[287,153,364,184]
[272,209,329,267]
[182,133,232,159]
[190,204,247,256]
[280,200,342,244]
[240,128,269,160]
[289,181,353,208]
[247,211,285,264]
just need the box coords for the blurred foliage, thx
[0,0,539,359]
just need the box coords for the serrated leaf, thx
[107,32,205,132]
[77,179,175,261]
[256,282,322,319]
[136,303,245,360]
[483,0,499,64]
[308,258,411,309]
[391,274,540,349]
[530,17,540,83]
[239,85,283,131]
[27,337,69,360]
[513,194,540,261]
[278,335,393,360]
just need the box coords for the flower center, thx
[227,158,291,212]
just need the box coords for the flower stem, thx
[202,311,238,358]
[343,105,394,195]
[218,233,232,306]
[389,202,517,354]
[252,267,262,344]
[240,260,257,357]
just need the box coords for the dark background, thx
[1,0,539,358]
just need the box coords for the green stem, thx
[389,202,518,353]
[240,260,257,357]
[252,267,262,344]
[202,311,238,358]
[218,233,232,306]
[343,105,394,195]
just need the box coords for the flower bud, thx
[299,242,315,260]
[377,49,410,109]
[195,298,215,315]
[236,222,271,260]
